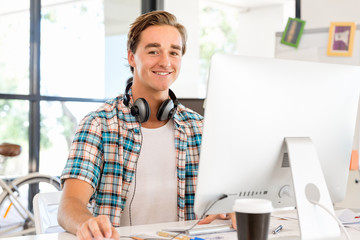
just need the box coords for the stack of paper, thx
[337,208,360,231]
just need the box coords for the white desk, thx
[5,211,360,240]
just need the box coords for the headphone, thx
[123,81,178,123]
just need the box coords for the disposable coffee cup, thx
[233,198,273,240]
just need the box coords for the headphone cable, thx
[126,120,226,229]
[128,127,143,226]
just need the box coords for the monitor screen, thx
[194,53,360,216]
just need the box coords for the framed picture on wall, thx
[327,22,356,56]
[280,17,306,48]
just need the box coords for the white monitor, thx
[194,54,360,238]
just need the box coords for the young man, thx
[58,11,205,240]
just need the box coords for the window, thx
[0,1,30,175]
[0,100,29,175]
[39,101,103,176]
[198,0,295,95]
[41,1,106,98]
[0,1,30,95]
[0,0,141,177]
[199,1,240,92]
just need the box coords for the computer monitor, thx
[194,53,360,239]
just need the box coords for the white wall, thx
[237,4,287,58]
[165,0,294,97]
[165,0,201,98]
[104,0,141,98]
[102,0,360,98]
[302,0,360,29]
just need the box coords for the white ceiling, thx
[0,0,28,15]
[205,0,289,8]
[0,0,87,15]
[0,0,290,16]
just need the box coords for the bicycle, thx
[0,143,62,238]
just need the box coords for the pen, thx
[272,225,283,234]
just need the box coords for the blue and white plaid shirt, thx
[60,92,203,226]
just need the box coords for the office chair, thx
[33,191,65,234]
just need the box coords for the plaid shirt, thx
[60,93,203,226]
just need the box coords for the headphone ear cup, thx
[133,98,150,123]
[157,99,174,121]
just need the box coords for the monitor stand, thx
[284,137,341,240]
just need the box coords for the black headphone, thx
[123,81,178,123]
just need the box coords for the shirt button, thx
[135,145,140,151]
[126,177,131,182]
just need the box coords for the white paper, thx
[336,208,360,225]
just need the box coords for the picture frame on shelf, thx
[280,17,306,48]
[327,22,356,56]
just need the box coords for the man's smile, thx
[153,71,172,76]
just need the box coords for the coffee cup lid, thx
[233,198,273,213]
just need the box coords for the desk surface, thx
[5,211,360,240]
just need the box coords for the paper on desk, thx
[271,210,298,220]
[127,217,300,240]
[163,223,234,236]
[336,208,360,224]
[345,224,360,232]
[129,229,236,240]
[125,220,235,240]
[191,230,236,240]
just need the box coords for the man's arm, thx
[58,179,119,240]
[199,213,237,229]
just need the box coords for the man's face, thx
[128,25,183,93]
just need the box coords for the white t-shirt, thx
[120,120,177,226]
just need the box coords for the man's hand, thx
[198,213,237,229]
[76,215,119,240]
[58,179,120,240]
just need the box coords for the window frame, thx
[0,0,163,210]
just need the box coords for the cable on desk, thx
[309,199,351,240]
[170,194,228,240]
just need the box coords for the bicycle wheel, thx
[0,173,61,237]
